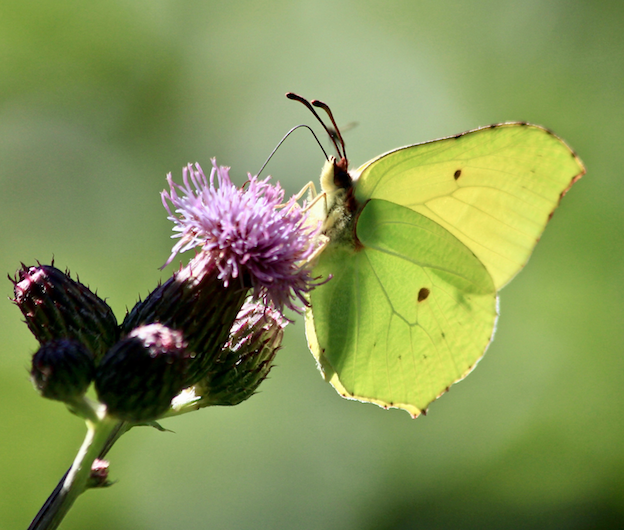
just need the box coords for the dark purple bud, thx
[11,264,119,362]
[121,252,248,387]
[31,339,95,402]
[95,323,191,422]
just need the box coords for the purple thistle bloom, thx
[162,160,320,313]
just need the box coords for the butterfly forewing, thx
[352,124,585,290]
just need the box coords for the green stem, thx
[63,417,116,495]
[66,395,101,425]
[28,413,123,530]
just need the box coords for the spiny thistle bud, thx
[11,264,119,362]
[121,252,248,388]
[95,323,190,422]
[192,301,286,407]
[31,339,95,402]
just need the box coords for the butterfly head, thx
[287,93,360,243]
[287,91,352,193]
[320,156,351,195]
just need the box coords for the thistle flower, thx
[161,160,320,314]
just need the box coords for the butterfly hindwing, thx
[307,199,497,417]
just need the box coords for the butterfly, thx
[288,93,585,418]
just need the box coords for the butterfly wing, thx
[352,123,585,290]
[306,199,497,417]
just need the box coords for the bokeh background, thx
[1,1,622,529]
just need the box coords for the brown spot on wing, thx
[417,287,430,302]
[454,169,462,180]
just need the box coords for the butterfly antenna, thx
[256,124,329,178]
[286,92,343,158]
[311,99,347,162]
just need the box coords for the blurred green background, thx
[1,1,622,528]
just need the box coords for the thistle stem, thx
[27,417,127,530]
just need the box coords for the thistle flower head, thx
[162,160,320,313]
